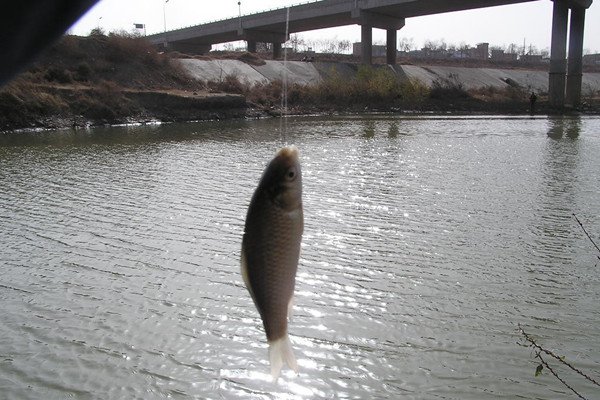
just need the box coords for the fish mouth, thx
[277,145,299,161]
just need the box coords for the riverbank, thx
[1,33,599,132]
[0,34,246,131]
[0,83,249,131]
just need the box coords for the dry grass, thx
[0,78,68,127]
[469,84,531,103]
[33,33,202,91]
[0,32,207,129]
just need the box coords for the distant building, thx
[519,54,543,64]
[352,42,387,57]
[473,43,489,60]
[451,50,469,59]
[409,48,450,59]
[351,40,546,64]
[450,43,489,60]
[583,53,600,65]
[490,49,518,62]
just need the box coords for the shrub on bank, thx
[470,84,534,104]
[429,73,470,100]
[208,74,249,95]
[247,80,284,106]
[44,67,74,84]
[301,65,429,108]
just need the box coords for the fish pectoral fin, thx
[287,296,294,322]
[268,334,298,381]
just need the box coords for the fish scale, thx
[249,206,299,340]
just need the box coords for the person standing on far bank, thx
[529,91,537,115]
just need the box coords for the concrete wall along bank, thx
[179,59,600,93]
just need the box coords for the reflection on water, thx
[363,119,376,138]
[388,121,399,138]
[1,115,599,399]
[547,116,581,139]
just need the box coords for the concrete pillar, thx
[566,6,586,107]
[247,41,257,53]
[386,29,397,65]
[272,42,282,59]
[361,24,372,64]
[548,0,569,108]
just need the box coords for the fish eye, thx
[285,168,296,181]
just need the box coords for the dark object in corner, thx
[0,0,98,86]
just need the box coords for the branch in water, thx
[573,213,600,261]
[535,352,587,400]
[518,324,600,400]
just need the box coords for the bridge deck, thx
[147,0,539,48]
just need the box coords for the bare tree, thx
[507,43,519,54]
[423,39,436,51]
[527,44,538,55]
[289,34,305,53]
[438,39,447,51]
[423,39,448,52]
[398,37,414,52]
[338,39,351,54]
[321,38,336,53]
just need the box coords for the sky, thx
[69,0,600,54]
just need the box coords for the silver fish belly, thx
[241,146,303,379]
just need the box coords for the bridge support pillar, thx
[272,42,282,59]
[548,0,569,108]
[386,29,397,65]
[566,6,586,107]
[354,8,404,65]
[361,24,372,64]
[247,41,257,53]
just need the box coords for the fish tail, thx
[268,334,298,380]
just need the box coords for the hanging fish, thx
[241,146,303,379]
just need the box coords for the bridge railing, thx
[149,0,321,36]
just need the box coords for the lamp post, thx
[238,1,242,31]
[163,0,169,49]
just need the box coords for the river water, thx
[0,115,599,399]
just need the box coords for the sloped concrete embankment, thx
[179,59,600,94]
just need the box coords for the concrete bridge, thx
[146,0,594,107]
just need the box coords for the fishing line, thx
[279,6,290,146]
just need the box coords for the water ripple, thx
[1,116,599,399]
